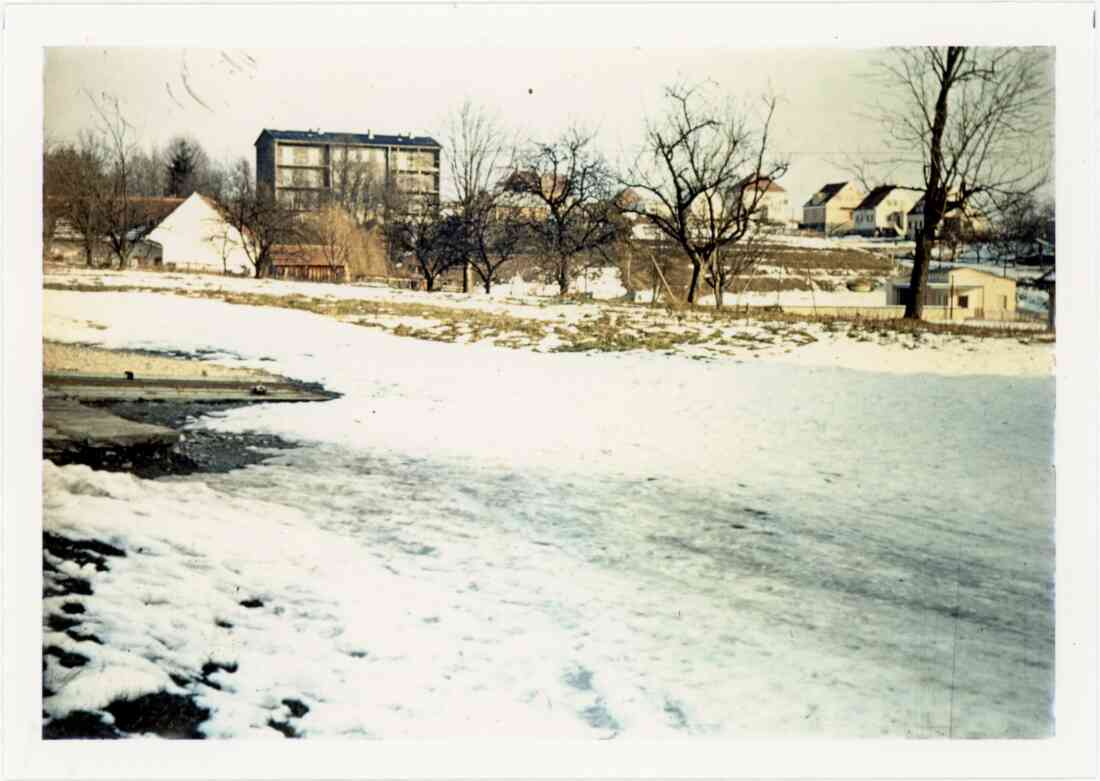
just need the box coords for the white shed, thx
[145,193,252,275]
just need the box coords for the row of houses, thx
[801,181,990,239]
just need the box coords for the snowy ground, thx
[42,279,1055,739]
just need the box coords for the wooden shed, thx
[269,245,347,283]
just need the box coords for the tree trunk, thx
[425,274,436,292]
[557,257,571,296]
[483,276,492,294]
[685,260,702,304]
[462,261,470,293]
[906,232,931,319]
[905,47,958,320]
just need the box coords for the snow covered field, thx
[42,281,1056,739]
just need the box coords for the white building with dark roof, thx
[801,181,865,233]
[145,192,252,274]
[852,185,922,237]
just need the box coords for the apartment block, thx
[255,129,442,211]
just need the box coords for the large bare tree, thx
[508,127,620,295]
[444,100,513,292]
[218,158,304,278]
[619,82,788,305]
[44,132,110,265]
[87,91,161,268]
[462,193,528,294]
[384,191,465,291]
[870,47,1051,317]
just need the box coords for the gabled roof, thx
[739,176,786,194]
[854,185,901,212]
[256,129,441,149]
[803,182,848,208]
[908,195,972,217]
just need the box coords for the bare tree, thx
[330,146,387,229]
[508,127,621,295]
[218,158,304,278]
[705,224,775,308]
[88,91,155,268]
[384,192,465,291]
[985,193,1053,273]
[307,204,361,279]
[45,132,111,266]
[130,143,167,198]
[619,82,789,305]
[445,100,513,292]
[461,192,528,294]
[868,47,1052,318]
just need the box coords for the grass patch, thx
[45,280,1043,357]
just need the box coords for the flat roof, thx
[256,129,441,149]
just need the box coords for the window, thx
[958,295,969,309]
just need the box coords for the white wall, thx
[146,193,252,274]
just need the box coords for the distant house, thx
[852,186,922,237]
[736,176,790,224]
[145,193,252,275]
[885,267,1017,320]
[906,195,990,241]
[802,181,865,234]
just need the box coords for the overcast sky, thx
[43,47,1046,208]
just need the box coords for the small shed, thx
[269,245,347,283]
[886,267,1017,321]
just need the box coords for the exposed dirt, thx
[44,400,299,478]
[44,341,279,382]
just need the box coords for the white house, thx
[802,181,865,233]
[736,177,790,225]
[852,185,923,237]
[145,193,252,274]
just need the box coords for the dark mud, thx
[47,400,300,478]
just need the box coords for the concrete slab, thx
[44,400,180,456]
[43,373,335,403]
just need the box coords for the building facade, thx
[255,129,442,211]
[885,267,1017,321]
[906,195,989,241]
[145,193,252,274]
[802,181,865,233]
[736,177,790,224]
[852,185,923,237]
